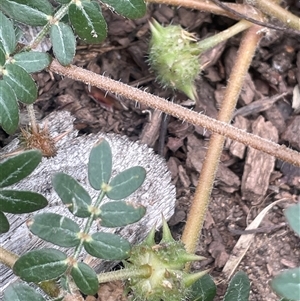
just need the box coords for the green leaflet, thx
[223,271,250,301]
[0,0,53,26]
[84,232,131,260]
[0,150,42,187]
[88,138,112,190]
[13,52,52,73]
[69,1,107,44]
[0,80,19,134]
[271,267,300,301]
[99,201,146,227]
[3,63,37,104]
[28,213,81,247]
[50,22,76,66]
[190,274,216,301]
[52,172,92,218]
[3,283,46,301]
[0,190,47,213]
[0,11,16,55]
[0,211,10,234]
[71,262,98,295]
[106,166,146,200]
[100,0,146,19]
[13,248,68,282]
[285,203,300,236]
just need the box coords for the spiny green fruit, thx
[148,19,202,100]
[124,219,207,301]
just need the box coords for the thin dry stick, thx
[181,25,263,254]
[49,60,300,167]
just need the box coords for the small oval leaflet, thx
[106,166,146,200]
[28,212,81,248]
[13,52,52,74]
[88,138,112,190]
[0,150,42,188]
[271,267,300,300]
[3,63,37,104]
[0,190,47,214]
[3,283,45,301]
[0,0,53,26]
[71,262,98,296]
[84,232,131,260]
[53,172,92,218]
[0,11,16,55]
[69,2,107,44]
[13,248,68,283]
[99,201,146,227]
[0,81,19,134]
[50,22,76,66]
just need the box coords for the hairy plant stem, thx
[97,265,151,283]
[73,190,106,260]
[181,25,263,255]
[49,60,300,167]
[27,104,38,133]
[253,0,300,31]
[146,0,262,20]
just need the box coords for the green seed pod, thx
[124,219,206,301]
[148,20,201,100]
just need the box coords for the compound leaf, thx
[13,248,68,282]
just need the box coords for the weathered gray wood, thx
[0,111,176,294]
[241,116,278,202]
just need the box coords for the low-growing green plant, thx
[1,138,213,301]
[1,0,300,300]
[1,138,252,301]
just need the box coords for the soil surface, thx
[1,2,300,301]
